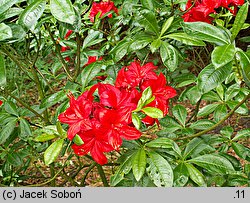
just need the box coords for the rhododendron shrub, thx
[183,0,245,23]
[59,61,176,164]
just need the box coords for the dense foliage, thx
[0,0,249,187]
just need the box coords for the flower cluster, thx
[58,61,176,165]
[182,0,245,23]
[89,0,118,22]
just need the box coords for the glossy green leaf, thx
[132,148,146,181]
[172,105,187,126]
[40,90,67,109]
[0,119,17,144]
[232,128,250,141]
[226,101,248,115]
[139,11,159,36]
[232,142,250,161]
[7,152,23,167]
[211,44,235,69]
[34,134,57,142]
[73,134,84,145]
[145,137,173,149]
[110,155,133,186]
[197,64,232,94]
[183,22,230,45]
[132,113,141,130]
[197,103,220,117]
[0,23,12,41]
[7,24,26,43]
[150,38,161,53]
[0,54,6,88]
[0,0,19,15]
[160,16,174,36]
[137,86,152,110]
[19,118,32,139]
[160,41,178,72]
[81,61,105,89]
[220,126,233,139]
[165,32,205,46]
[110,39,130,62]
[213,104,227,122]
[141,0,155,10]
[189,119,216,130]
[82,30,102,49]
[0,7,23,22]
[173,163,189,187]
[186,163,207,186]
[231,3,248,41]
[4,101,18,116]
[18,0,46,31]
[44,139,64,165]
[188,154,235,174]
[146,151,173,187]
[237,50,250,87]
[142,107,163,118]
[184,138,205,159]
[225,84,240,101]
[50,0,76,25]
[129,32,153,51]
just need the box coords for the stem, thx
[73,32,82,81]
[46,24,73,81]
[4,90,44,120]
[177,93,250,141]
[96,164,109,187]
[80,163,97,186]
[187,99,201,124]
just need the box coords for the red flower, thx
[64,30,73,39]
[61,46,70,62]
[115,61,158,89]
[0,100,3,106]
[85,56,103,66]
[90,0,119,22]
[71,119,114,165]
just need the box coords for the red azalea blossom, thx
[58,61,176,165]
[85,56,103,66]
[64,30,73,39]
[90,0,119,22]
[0,100,3,106]
[182,0,245,23]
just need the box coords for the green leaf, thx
[141,0,155,10]
[0,7,23,22]
[139,11,159,36]
[7,152,23,167]
[137,86,153,110]
[197,63,232,94]
[165,32,205,46]
[220,126,233,139]
[197,103,220,117]
[132,113,141,130]
[232,142,250,161]
[0,119,17,144]
[160,16,174,37]
[82,30,102,49]
[81,61,104,89]
[0,23,12,41]
[110,39,130,62]
[211,44,235,69]
[146,151,173,187]
[142,107,163,118]
[232,128,250,141]
[73,134,84,145]
[172,105,187,126]
[18,0,46,31]
[184,138,205,159]
[185,163,207,186]
[188,154,235,174]
[237,50,250,87]
[189,119,216,130]
[0,53,6,88]
[0,0,19,15]
[160,41,178,72]
[231,3,248,41]
[50,0,76,25]
[110,155,133,186]
[7,24,26,43]
[132,148,146,181]
[4,101,18,116]
[40,90,67,109]
[19,118,32,139]
[34,134,57,142]
[129,32,153,51]
[44,139,64,165]
[225,83,240,101]
[150,38,161,53]
[173,163,189,187]
[183,22,230,45]
[145,137,173,149]
[226,101,248,115]
[213,104,227,122]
